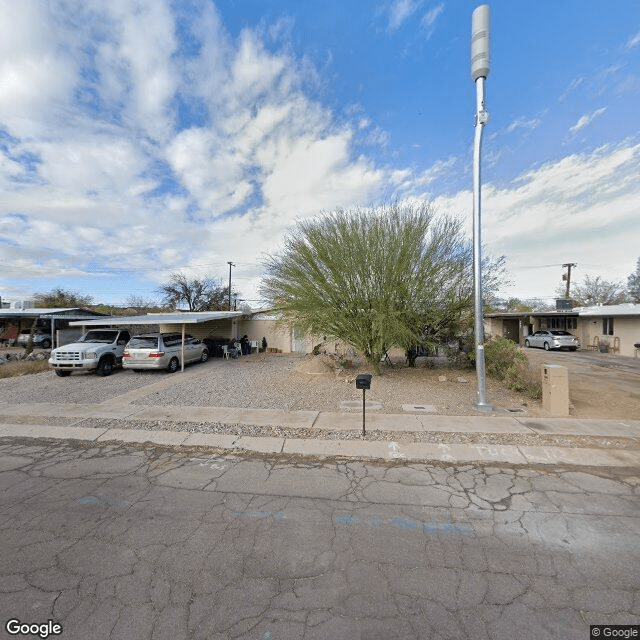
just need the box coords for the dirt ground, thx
[522,347,640,420]
[293,347,640,420]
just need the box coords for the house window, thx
[602,317,614,336]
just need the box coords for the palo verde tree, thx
[157,272,238,311]
[261,202,505,373]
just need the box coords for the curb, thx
[1,422,638,468]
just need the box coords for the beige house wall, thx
[578,315,640,357]
[238,318,292,352]
[236,317,357,355]
[159,319,236,341]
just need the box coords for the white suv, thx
[49,329,131,377]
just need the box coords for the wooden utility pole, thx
[562,263,577,298]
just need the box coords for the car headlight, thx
[85,351,97,359]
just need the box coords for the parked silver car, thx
[524,330,580,351]
[17,330,52,349]
[122,333,209,372]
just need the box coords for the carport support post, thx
[181,324,185,373]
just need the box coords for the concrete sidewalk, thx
[0,401,639,467]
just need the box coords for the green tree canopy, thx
[261,202,505,373]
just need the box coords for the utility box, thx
[541,364,569,416]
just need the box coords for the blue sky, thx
[1,0,639,308]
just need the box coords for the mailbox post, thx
[355,374,372,437]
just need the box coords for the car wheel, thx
[543,342,550,351]
[55,369,71,377]
[96,357,114,376]
[524,340,530,348]
[200,348,209,363]
[167,357,179,373]
[41,338,51,349]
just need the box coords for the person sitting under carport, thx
[227,338,241,358]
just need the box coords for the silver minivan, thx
[122,333,209,372]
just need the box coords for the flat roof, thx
[69,311,245,326]
[575,303,640,316]
[0,308,106,320]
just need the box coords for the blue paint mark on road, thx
[390,517,419,530]
[336,514,475,537]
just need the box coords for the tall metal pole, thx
[471,5,492,410]
[227,261,235,310]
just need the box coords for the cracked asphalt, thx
[1,438,639,639]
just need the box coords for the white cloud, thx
[506,116,541,134]
[386,0,424,32]
[624,30,640,52]
[432,143,640,299]
[421,2,444,37]
[0,0,401,303]
[1,1,636,307]
[0,1,78,136]
[569,107,607,134]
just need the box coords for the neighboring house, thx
[573,303,640,357]
[0,308,107,348]
[485,303,640,358]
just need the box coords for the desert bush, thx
[483,337,541,399]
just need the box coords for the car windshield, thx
[550,331,572,336]
[128,336,159,349]
[79,330,118,343]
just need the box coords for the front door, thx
[292,327,306,353]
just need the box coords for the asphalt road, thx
[1,438,639,639]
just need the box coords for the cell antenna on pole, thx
[471,5,490,81]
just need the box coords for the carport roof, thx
[0,308,106,320]
[69,311,245,326]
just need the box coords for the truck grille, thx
[53,351,82,361]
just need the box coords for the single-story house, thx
[0,307,107,348]
[485,303,640,358]
[69,310,340,357]
[70,311,246,345]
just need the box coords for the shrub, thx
[483,337,541,399]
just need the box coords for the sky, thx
[1,0,639,309]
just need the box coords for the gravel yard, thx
[2,351,639,450]
[1,349,638,422]
[0,352,537,416]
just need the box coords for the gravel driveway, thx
[0,352,534,415]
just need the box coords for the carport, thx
[0,308,106,348]
[70,311,245,372]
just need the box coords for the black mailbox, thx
[355,373,372,390]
